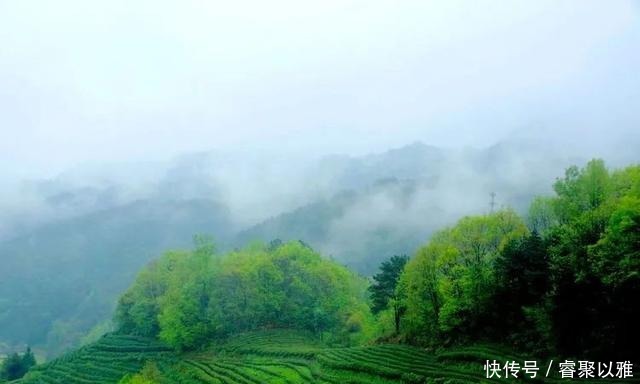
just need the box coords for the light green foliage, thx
[118,361,162,384]
[545,161,639,282]
[588,166,640,286]
[158,239,215,350]
[115,240,372,350]
[115,250,191,337]
[17,159,640,381]
[401,209,527,342]
[541,160,640,357]
[552,159,611,223]
[207,240,374,345]
[399,159,640,358]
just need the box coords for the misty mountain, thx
[235,140,579,274]
[0,139,606,358]
[235,180,441,274]
[0,155,221,242]
[0,181,121,242]
[312,142,446,191]
[0,198,233,356]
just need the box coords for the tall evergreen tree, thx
[369,255,409,334]
[21,346,36,372]
[491,232,551,349]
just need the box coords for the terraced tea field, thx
[14,334,175,383]
[12,331,639,383]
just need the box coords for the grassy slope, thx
[14,330,639,384]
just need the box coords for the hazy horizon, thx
[1,0,639,179]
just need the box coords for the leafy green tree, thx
[115,240,372,349]
[438,210,527,337]
[552,159,611,224]
[398,237,445,344]
[400,209,527,344]
[118,361,161,384]
[115,250,188,337]
[396,160,640,359]
[369,255,409,334]
[589,196,640,285]
[543,161,640,358]
[158,239,215,350]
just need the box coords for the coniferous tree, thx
[0,350,30,381]
[22,346,36,372]
[369,255,409,334]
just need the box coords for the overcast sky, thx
[1,0,639,178]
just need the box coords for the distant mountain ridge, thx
[0,139,611,357]
[234,139,579,273]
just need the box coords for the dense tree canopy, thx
[399,209,527,344]
[115,239,372,350]
[109,159,639,360]
[397,159,640,359]
[545,160,640,358]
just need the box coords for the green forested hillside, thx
[2,0,639,380]
[0,199,233,356]
[0,141,579,358]
[12,160,640,384]
[399,160,640,359]
[3,159,639,384]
